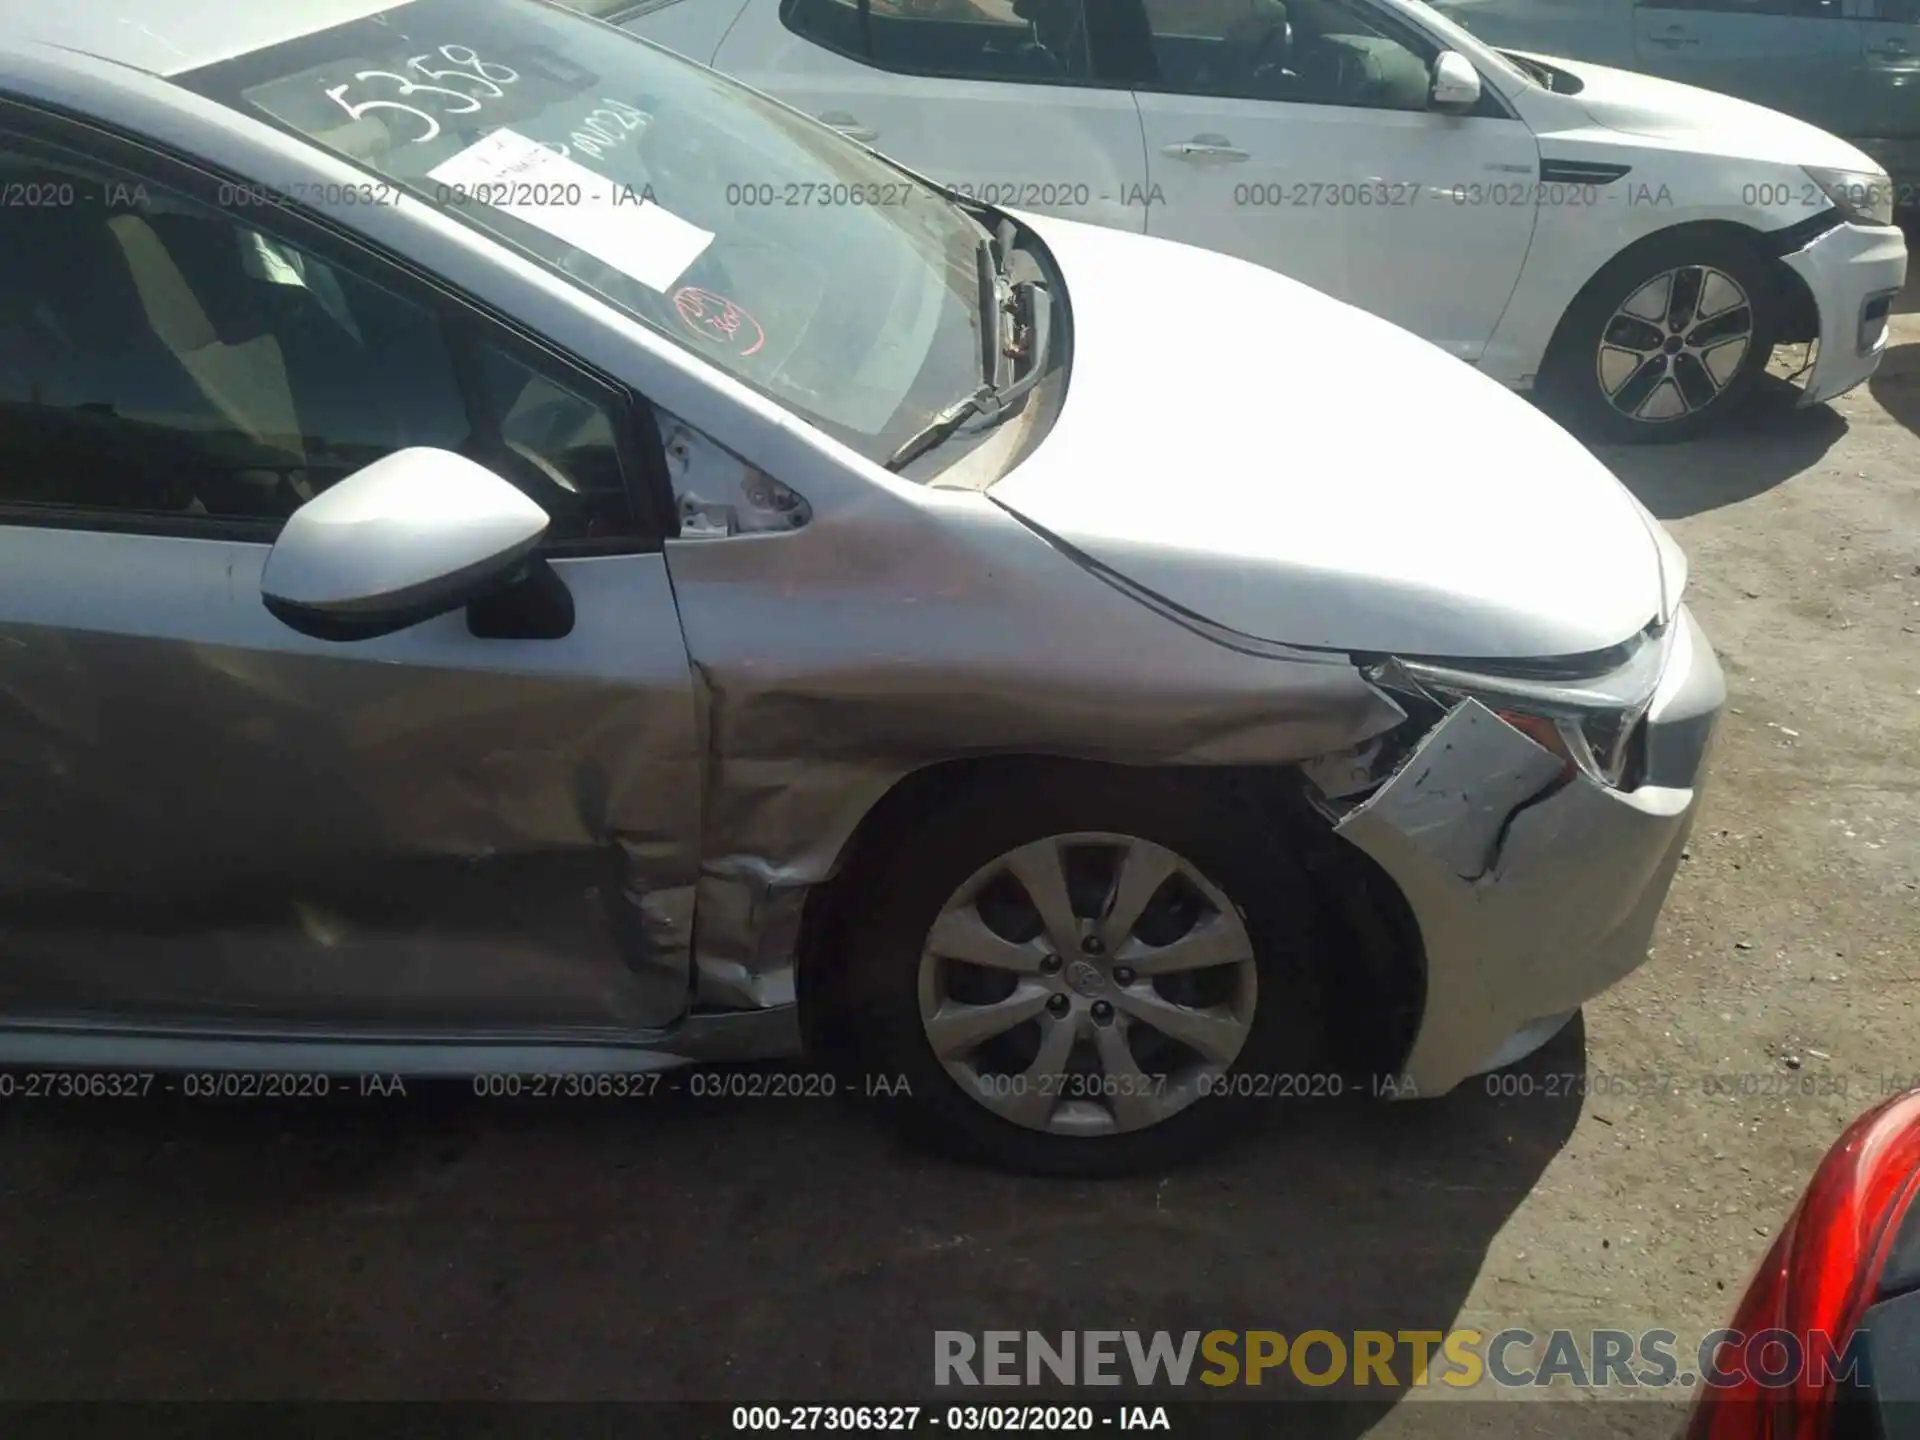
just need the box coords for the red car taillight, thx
[1690,1089,1920,1440]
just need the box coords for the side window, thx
[1638,0,1836,14]
[1140,0,1438,111]
[781,0,1094,83]
[0,143,646,545]
[476,346,631,520]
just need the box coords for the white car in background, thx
[600,0,1908,441]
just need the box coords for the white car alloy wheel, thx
[1596,265,1755,424]
[915,832,1259,1137]
[1542,232,1779,444]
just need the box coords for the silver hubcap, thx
[916,832,1258,1137]
[1596,265,1754,423]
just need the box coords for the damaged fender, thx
[664,470,1409,1013]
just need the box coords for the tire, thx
[1537,231,1780,444]
[836,766,1331,1176]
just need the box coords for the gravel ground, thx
[0,292,1915,1435]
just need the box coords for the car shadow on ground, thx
[1867,340,1920,440]
[1586,377,1849,520]
[0,1018,1590,1422]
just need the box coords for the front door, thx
[711,0,1152,232]
[1130,0,1541,362]
[0,126,703,1033]
[1630,0,1864,144]
[1852,0,1920,187]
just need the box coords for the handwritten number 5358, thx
[324,44,522,144]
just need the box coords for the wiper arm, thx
[976,234,1006,390]
[886,258,1053,473]
[885,383,999,473]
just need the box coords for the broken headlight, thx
[1367,623,1675,790]
[1803,166,1896,229]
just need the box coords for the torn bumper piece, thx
[1781,219,1907,407]
[1336,605,1725,1097]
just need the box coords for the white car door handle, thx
[1648,25,1698,46]
[1162,137,1251,165]
[818,111,878,143]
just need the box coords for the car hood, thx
[989,214,1671,660]
[1509,52,1880,170]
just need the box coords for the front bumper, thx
[1334,604,1725,1097]
[1782,221,1908,408]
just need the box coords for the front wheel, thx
[836,768,1332,1175]
[1538,233,1780,444]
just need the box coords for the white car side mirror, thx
[1430,51,1483,113]
[262,447,552,642]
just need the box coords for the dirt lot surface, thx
[0,301,1916,1435]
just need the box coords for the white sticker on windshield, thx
[428,128,712,293]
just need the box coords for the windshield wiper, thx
[885,234,1053,472]
[975,233,1006,392]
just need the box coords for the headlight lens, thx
[1488,708,1583,786]
[1369,628,1675,789]
[1804,166,1896,227]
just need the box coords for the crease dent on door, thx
[0,544,703,1031]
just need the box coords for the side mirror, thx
[262,447,551,642]
[1430,50,1483,113]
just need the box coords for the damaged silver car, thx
[0,0,1721,1172]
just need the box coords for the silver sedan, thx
[0,0,1722,1172]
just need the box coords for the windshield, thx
[178,0,990,470]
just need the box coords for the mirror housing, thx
[1430,51,1483,113]
[262,447,551,642]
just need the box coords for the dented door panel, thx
[0,529,702,1031]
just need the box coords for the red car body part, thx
[1690,1088,1920,1440]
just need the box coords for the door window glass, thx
[1141,0,1438,110]
[0,145,641,542]
[475,345,637,539]
[782,0,1094,82]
